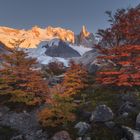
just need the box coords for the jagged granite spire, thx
[75,25,96,47]
[81,25,90,37]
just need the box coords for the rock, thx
[121,93,137,103]
[81,111,91,120]
[75,25,96,48]
[36,129,43,136]
[35,129,48,138]
[77,109,91,120]
[51,131,72,140]
[46,26,75,44]
[0,112,2,118]
[0,106,10,119]
[75,49,100,74]
[0,111,39,134]
[48,76,62,86]
[25,130,48,140]
[0,42,9,55]
[45,39,81,58]
[121,138,128,140]
[81,25,90,38]
[76,137,82,140]
[0,107,48,140]
[136,113,140,130]
[90,105,114,122]
[118,101,137,115]
[76,137,91,140]
[121,112,129,118]
[75,122,90,136]
[83,137,91,140]
[11,135,24,140]
[122,126,140,140]
[0,26,75,48]
[105,121,115,129]
[88,63,99,74]
[0,106,10,116]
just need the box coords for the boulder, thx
[0,107,48,140]
[76,137,91,140]
[11,135,24,140]
[51,131,72,140]
[25,129,48,140]
[75,122,90,136]
[105,121,115,129]
[136,113,140,130]
[118,101,137,115]
[83,137,91,140]
[122,126,140,140]
[90,105,114,122]
[76,49,100,74]
[0,106,10,117]
[76,137,82,140]
[77,110,91,120]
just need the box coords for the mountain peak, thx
[75,25,96,48]
[0,25,96,49]
[46,26,75,43]
[81,25,90,37]
[0,26,76,48]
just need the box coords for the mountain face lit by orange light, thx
[0,26,77,48]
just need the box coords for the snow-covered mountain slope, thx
[45,39,81,58]
[25,46,68,66]
[41,38,92,56]
[0,25,96,66]
[25,39,92,66]
[69,44,92,55]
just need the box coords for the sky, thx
[0,0,139,34]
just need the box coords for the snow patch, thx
[24,45,69,66]
[69,44,92,55]
[46,38,60,47]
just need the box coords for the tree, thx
[97,7,140,48]
[42,61,65,78]
[96,6,140,91]
[38,62,88,128]
[0,48,49,106]
[38,93,76,128]
[62,61,88,96]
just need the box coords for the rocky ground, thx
[1,93,140,140]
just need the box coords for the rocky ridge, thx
[0,25,95,49]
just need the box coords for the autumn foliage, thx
[38,93,76,127]
[0,48,49,105]
[62,61,88,96]
[96,7,140,88]
[38,62,88,127]
[42,61,65,78]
